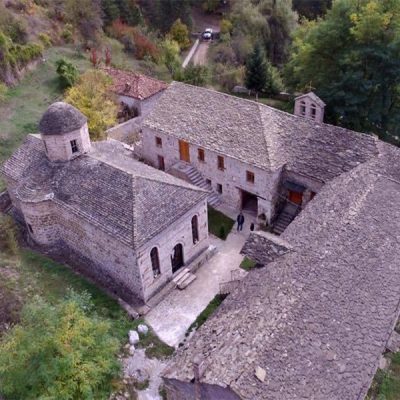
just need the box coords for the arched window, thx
[150,247,160,277]
[191,215,199,244]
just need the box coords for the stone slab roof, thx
[39,102,87,135]
[143,82,378,182]
[240,231,292,265]
[103,67,168,100]
[2,136,207,248]
[163,143,400,400]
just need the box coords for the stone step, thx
[172,267,190,285]
[177,272,197,290]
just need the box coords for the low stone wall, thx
[182,39,200,68]
[106,117,143,144]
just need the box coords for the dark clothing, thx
[237,213,245,231]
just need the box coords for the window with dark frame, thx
[217,183,222,194]
[246,170,255,184]
[191,215,199,244]
[150,247,161,277]
[198,148,205,162]
[311,104,317,118]
[300,101,306,116]
[217,156,225,170]
[70,139,78,153]
[155,136,162,147]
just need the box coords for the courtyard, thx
[145,207,256,347]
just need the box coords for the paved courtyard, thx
[145,210,255,347]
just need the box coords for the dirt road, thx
[191,41,210,66]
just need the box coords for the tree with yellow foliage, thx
[169,18,191,50]
[65,70,117,140]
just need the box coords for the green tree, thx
[55,58,78,89]
[65,70,118,140]
[161,38,181,75]
[177,65,209,87]
[292,0,332,20]
[286,0,400,144]
[169,18,191,50]
[0,293,120,400]
[245,43,268,94]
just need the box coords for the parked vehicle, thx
[202,28,213,40]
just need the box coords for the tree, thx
[0,293,120,400]
[55,58,79,89]
[177,65,209,87]
[285,0,400,144]
[65,70,118,140]
[245,43,268,94]
[65,0,103,46]
[161,38,181,75]
[169,19,191,50]
[292,0,332,20]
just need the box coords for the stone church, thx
[1,102,210,305]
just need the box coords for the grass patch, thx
[240,257,257,271]
[186,294,227,335]
[207,206,235,240]
[368,353,400,399]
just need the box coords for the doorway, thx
[288,190,303,205]
[157,155,165,171]
[171,243,184,273]
[179,140,190,162]
[241,189,258,213]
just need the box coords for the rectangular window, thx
[198,148,205,162]
[158,155,165,171]
[217,183,222,194]
[246,171,255,184]
[155,136,162,147]
[311,107,317,118]
[217,156,225,171]
[206,179,212,187]
[70,139,78,153]
[27,223,33,234]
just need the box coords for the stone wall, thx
[136,199,209,301]
[294,95,324,123]
[119,91,165,118]
[141,127,280,221]
[106,117,142,144]
[41,124,91,162]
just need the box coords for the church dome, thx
[39,102,87,135]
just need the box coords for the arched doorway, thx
[171,243,184,273]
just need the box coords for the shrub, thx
[0,2,28,44]
[0,214,18,255]
[55,58,78,89]
[169,18,190,50]
[0,293,120,400]
[220,19,233,35]
[61,23,74,43]
[0,82,8,103]
[176,65,209,87]
[38,32,52,47]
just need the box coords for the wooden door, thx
[288,190,303,205]
[171,243,184,273]
[179,140,190,162]
[157,155,165,171]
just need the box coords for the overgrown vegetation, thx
[186,294,227,335]
[207,206,235,240]
[240,257,257,271]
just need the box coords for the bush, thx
[213,63,244,92]
[220,19,233,35]
[38,32,52,47]
[0,2,28,44]
[0,82,8,103]
[55,58,78,89]
[176,65,209,87]
[0,292,120,400]
[61,23,74,43]
[169,18,190,50]
[0,214,18,255]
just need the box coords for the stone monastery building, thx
[1,102,209,304]
[3,74,400,400]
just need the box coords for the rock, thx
[129,345,135,355]
[255,366,266,382]
[129,330,139,345]
[138,324,149,335]
[132,368,150,383]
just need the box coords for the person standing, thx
[237,212,245,231]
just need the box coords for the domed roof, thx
[39,102,87,135]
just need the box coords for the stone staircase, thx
[272,203,300,235]
[169,162,221,207]
[172,267,197,290]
